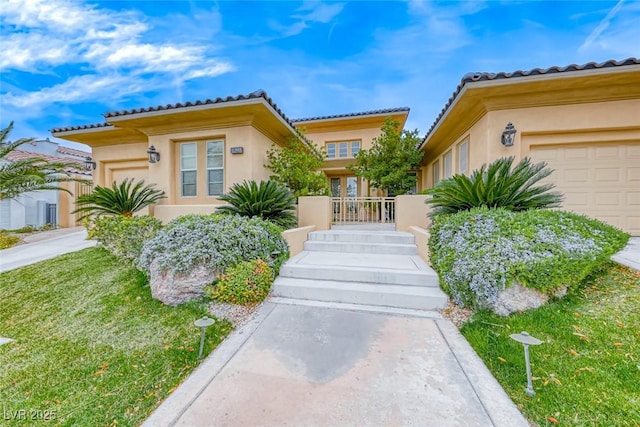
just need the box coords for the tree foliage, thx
[0,122,87,200]
[217,180,297,229]
[425,156,563,218]
[72,178,166,219]
[348,117,424,195]
[265,133,330,197]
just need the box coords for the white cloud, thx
[578,0,640,57]
[270,1,345,37]
[0,0,234,109]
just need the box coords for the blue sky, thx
[1,0,639,150]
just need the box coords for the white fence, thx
[331,197,395,224]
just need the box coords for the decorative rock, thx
[149,260,218,306]
[490,282,549,316]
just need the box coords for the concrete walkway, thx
[143,302,529,427]
[611,237,640,271]
[0,227,96,273]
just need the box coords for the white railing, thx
[331,197,395,224]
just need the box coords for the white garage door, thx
[530,142,640,236]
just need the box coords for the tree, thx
[72,178,166,219]
[348,117,424,195]
[265,133,330,197]
[0,122,86,200]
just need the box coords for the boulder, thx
[490,282,548,316]
[489,282,569,316]
[149,260,217,306]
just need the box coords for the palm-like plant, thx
[0,122,87,200]
[72,178,166,219]
[426,156,563,218]
[217,180,297,229]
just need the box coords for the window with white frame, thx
[326,141,361,159]
[207,140,224,196]
[180,143,197,197]
[458,140,469,175]
[443,150,453,179]
[432,160,440,185]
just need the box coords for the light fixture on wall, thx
[147,145,160,163]
[84,156,96,171]
[501,122,517,147]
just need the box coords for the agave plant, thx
[72,178,166,219]
[426,156,563,218]
[217,180,297,229]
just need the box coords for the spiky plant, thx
[0,122,87,200]
[217,180,297,229]
[426,156,563,218]
[72,178,166,219]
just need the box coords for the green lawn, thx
[461,262,640,426]
[0,247,231,426]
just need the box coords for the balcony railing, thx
[331,197,395,224]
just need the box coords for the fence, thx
[331,197,395,224]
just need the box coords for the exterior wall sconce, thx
[501,122,517,147]
[147,145,160,163]
[84,156,96,171]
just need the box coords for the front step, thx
[303,240,418,255]
[272,278,448,311]
[308,230,415,245]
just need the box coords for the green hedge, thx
[429,208,629,309]
[87,215,163,263]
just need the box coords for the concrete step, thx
[309,230,415,245]
[272,277,448,311]
[303,240,418,255]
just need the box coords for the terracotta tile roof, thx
[421,57,640,147]
[56,145,91,159]
[103,89,296,127]
[3,148,92,176]
[51,122,112,133]
[292,107,410,123]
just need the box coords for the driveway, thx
[0,227,96,273]
[144,302,528,427]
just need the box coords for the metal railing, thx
[331,197,395,224]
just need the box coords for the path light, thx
[194,317,215,359]
[510,331,542,396]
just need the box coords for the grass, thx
[461,262,640,426]
[0,247,232,426]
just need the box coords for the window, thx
[351,141,360,157]
[207,140,224,196]
[326,141,361,159]
[432,160,440,185]
[458,140,469,175]
[443,150,453,179]
[180,143,197,197]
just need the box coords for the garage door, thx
[530,142,640,235]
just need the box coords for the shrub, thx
[429,208,629,309]
[0,231,21,249]
[208,259,274,305]
[73,178,166,220]
[217,180,297,229]
[425,156,563,218]
[138,214,289,275]
[88,215,163,263]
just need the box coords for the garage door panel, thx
[530,140,639,235]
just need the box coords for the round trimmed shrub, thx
[137,214,289,275]
[208,258,274,305]
[429,208,629,310]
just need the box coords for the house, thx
[0,138,92,230]
[418,58,640,235]
[51,58,640,235]
[51,90,409,223]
